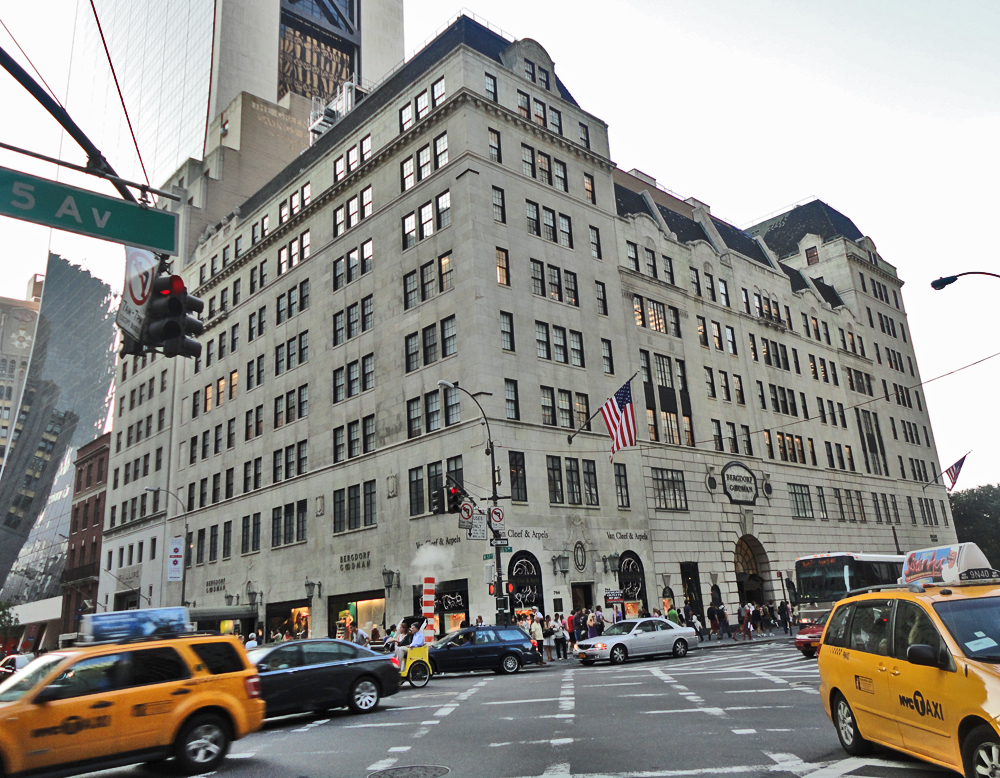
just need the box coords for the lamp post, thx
[145,487,188,607]
[437,379,507,625]
[931,271,1000,290]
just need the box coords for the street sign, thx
[458,500,474,530]
[501,546,512,553]
[488,506,505,532]
[167,538,184,582]
[466,513,487,540]
[116,247,159,340]
[483,553,493,560]
[0,165,179,254]
[490,537,508,547]
[605,588,623,602]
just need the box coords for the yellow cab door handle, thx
[890,667,902,677]
[877,664,887,673]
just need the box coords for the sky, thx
[0,0,997,489]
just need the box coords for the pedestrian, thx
[691,613,704,642]
[778,601,790,634]
[530,615,546,665]
[683,600,693,629]
[594,606,605,636]
[750,604,762,639]
[543,615,555,662]
[667,604,680,625]
[578,609,589,644]
[766,601,777,637]
[475,614,484,626]
[245,633,258,649]
[351,623,370,647]
[706,603,718,641]
[553,614,567,659]
[717,604,733,640]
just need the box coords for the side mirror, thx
[256,663,271,673]
[34,684,67,704]
[906,644,939,668]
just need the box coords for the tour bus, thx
[793,552,904,622]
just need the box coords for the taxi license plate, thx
[578,652,587,659]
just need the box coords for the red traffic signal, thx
[488,583,496,596]
[505,582,514,595]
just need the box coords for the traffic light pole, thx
[438,380,507,625]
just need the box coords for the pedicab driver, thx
[395,620,426,667]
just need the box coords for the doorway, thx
[571,583,593,611]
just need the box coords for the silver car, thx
[576,618,697,665]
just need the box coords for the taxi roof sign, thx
[901,543,1000,586]
[81,607,191,643]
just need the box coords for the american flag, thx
[600,379,637,461]
[944,454,968,491]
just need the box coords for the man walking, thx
[717,604,733,640]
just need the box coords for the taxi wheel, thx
[348,678,381,714]
[801,649,816,659]
[174,713,231,774]
[609,645,628,665]
[832,693,873,756]
[408,660,431,687]
[499,654,521,674]
[962,724,1000,778]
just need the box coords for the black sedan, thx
[247,638,399,716]
[428,625,541,674]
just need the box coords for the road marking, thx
[344,722,409,728]
[366,758,397,771]
[434,705,458,716]
[483,697,562,704]
[420,720,441,725]
[490,738,576,748]
[539,713,575,719]
[592,682,643,687]
[643,704,794,716]
[731,728,756,734]
[227,753,254,759]
[388,746,411,752]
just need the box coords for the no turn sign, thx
[458,500,474,530]
[488,506,505,533]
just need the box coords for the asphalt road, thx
[127,644,953,778]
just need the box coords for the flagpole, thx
[567,369,641,445]
[923,451,971,492]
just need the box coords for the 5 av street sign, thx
[0,165,179,254]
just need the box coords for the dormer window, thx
[525,59,536,82]
[539,68,550,90]
[806,247,819,265]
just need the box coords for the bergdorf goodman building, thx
[97,16,954,638]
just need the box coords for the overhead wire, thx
[0,18,63,108]
[88,0,149,185]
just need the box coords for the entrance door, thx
[679,562,705,625]
[571,584,593,611]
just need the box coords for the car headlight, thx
[594,643,607,650]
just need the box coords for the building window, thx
[492,187,506,222]
[500,312,515,351]
[505,379,520,420]
[584,174,596,204]
[651,468,688,511]
[546,456,564,503]
[489,128,502,163]
[789,484,814,518]
[509,451,527,501]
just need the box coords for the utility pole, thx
[438,380,508,626]
[145,488,189,606]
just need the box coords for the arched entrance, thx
[508,551,544,618]
[734,535,771,606]
[617,551,648,618]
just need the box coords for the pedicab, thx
[388,616,433,688]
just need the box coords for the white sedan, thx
[576,618,697,665]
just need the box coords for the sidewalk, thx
[695,629,798,650]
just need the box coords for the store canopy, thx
[188,605,258,622]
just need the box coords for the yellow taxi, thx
[0,608,264,778]
[818,543,1000,777]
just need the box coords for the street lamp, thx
[551,551,570,577]
[437,378,508,625]
[381,566,400,597]
[931,271,1000,290]
[602,551,621,577]
[146,487,189,607]
[304,578,321,599]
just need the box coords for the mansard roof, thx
[749,199,864,259]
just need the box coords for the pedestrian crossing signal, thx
[488,582,496,596]
[505,582,514,594]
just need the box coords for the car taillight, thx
[245,674,261,698]
[390,656,400,668]
[531,640,538,649]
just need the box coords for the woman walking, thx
[543,615,555,662]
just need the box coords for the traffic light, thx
[488,582,496,596]
[447,485,462,513]
[429,486,445,514]
[142,270,205,358]
[505,582,514,595]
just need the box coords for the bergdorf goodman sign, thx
[721,462,759,505]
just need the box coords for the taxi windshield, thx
[0,655,66,702]
[934,596,1000,662]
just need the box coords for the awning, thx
[188,605,257,622]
